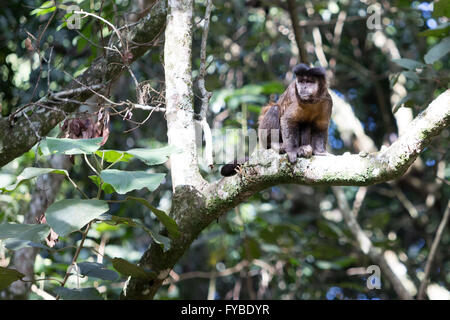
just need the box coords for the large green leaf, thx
[424,37,450,64]
[0,267,25,290]
[111,258,156,280]
[45,199,109,237]
[126,196,181,238]
[40,137,103,156]
[77,262,119,281]
[127,146,179,166]
[100,169,165,194]
[53,287,103,300]
[1,167,68,192]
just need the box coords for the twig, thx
[417,200,450,299]
[57,222,93,299]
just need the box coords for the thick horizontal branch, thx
[122,90,448,299]
[205,90,449,211]
[0,0,167,168]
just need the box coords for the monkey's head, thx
[293,64,327,101]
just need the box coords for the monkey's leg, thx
[311,127,330,156]
[298,124,312,158]
[280,117,300,163]
[258,105,284,153]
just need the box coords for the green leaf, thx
[30,1,56,16]
[424,37,450,64]
[45,199,109,237]
[0,267,25,290]
[40,137,103,156]
[95,150,134,163]
[53,287,103,300]
[0,223,48,240]
[0,223,50,250]
[88,175,115,195]
[97,214,172,251]
[77,262,119,281]
[111,258,156,280]
[126,196,181,238]
[100,170,165,194]
[401,71,420,84]
[1,167,68,192]
[392,58,425,70]
[127,145,179,166]
[147,230,171,252]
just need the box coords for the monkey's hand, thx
[298,145,313,158]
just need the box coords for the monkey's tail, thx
[220,157,250,177]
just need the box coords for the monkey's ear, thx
[293,64,310,76]
[308,67,326,78]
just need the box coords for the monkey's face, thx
[295,76,319,101]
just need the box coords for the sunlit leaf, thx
[30,1,56,16]
[95,150,134,163]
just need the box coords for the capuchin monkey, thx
[221,64,333,177]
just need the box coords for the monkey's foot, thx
[313,150,330,156]
[286,149,298,164]
[298,145,313,158]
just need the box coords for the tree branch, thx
[121,90,449,299]
[0,0,167,168]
